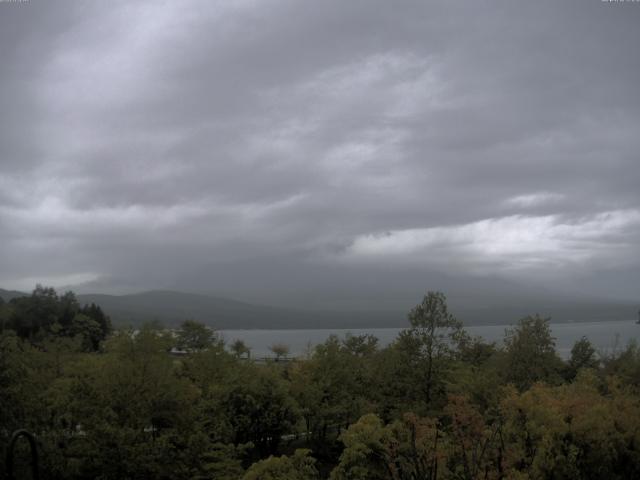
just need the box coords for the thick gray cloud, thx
[1,0,639,309]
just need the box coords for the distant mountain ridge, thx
[1,287,402,328]
[0,288,28,302]
[78,290,413,329]
[1,288,637,329]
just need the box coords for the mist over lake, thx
[222,319,640,359]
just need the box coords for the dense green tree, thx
[0,298,11,332]
[0,332,31,434]
[565,336,599,381]
[242,449,319,480]
[601,339,640,389]
[290,334,377,453]
[502,314,564,390]
[342,333,378,357]
[457,334,497,366]
[180,340,236,396]
[231,338,251,358]
[378,292,466,414]
[42,332,82,377]
[8,285,59,340]
[331,413,442,480]
[329,414,392,480]
[221,364,298,455]
[67,313,103,351]
[36,326,233,480]
[58,291,80,331]
[80,302,112,339]
[176,319,218,351]
[3,286,110,351]
[0,331,55,477]
[407,292,466,401]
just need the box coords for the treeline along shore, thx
[2,287,640,479]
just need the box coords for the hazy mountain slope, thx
[0,288,28,302]
[78,290,638,329]
[2,287,637,329]
[77,290,404,329]
[169,258,639,323]
[454,300,638,325]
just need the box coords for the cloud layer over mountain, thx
[1,0,639,307]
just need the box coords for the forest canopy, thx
[1,288,640,479]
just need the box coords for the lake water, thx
[220,320,640,359]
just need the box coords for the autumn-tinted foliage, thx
[1,289,640,479]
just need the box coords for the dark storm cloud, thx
[1,0,639,304]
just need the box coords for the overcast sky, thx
[1,0,639,308]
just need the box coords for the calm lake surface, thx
[221,320,640,359]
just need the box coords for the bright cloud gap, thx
[344,210,640,274]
